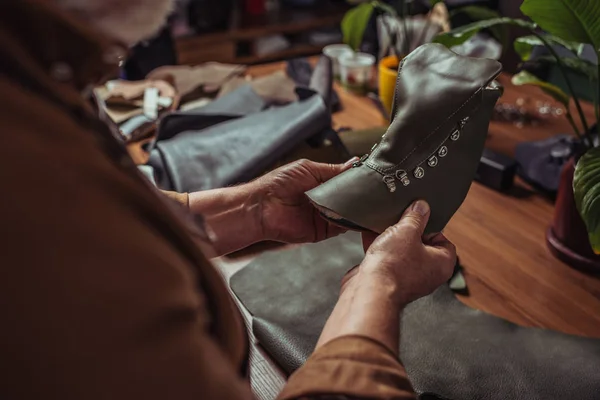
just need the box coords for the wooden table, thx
[216,62,600,400]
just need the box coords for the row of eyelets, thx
[381,116,469,192]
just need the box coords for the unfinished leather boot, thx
[306,43,503,234]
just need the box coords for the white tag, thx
[143,87,159,119]
[157,97,173,108]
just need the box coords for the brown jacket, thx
[0,1,415,399]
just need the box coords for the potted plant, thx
[434,0,600,272]
[340,0,428,102]
[340,0,501,112]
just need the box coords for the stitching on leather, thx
[366,86,484,175]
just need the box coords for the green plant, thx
[341,1,503,57]
[434,0,600,252]
[341,1,410,54]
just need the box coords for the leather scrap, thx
[147,63,246,99]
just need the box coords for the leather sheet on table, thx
[230,233,600,400]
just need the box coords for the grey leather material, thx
[309,56,334,112]
[306,44,502,234]
[231,233,364,372]
[149,94,331,192]
[230,234,600,400]
[401,286,600,400]
[154,85,267,143]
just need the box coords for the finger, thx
[423,232,440,242]
[428,250,456,282]
[307,157,359,183]
[397,200,431,238]
[424,232,446,245]
[426,236,457,265]
[343,264,360,280]
[426,232,454,250]
[340,264,361,291]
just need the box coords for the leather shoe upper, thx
[307,43,502,233]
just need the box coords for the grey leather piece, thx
[149,95,330,192]
[231,232,364,372]
[306,44,502,234]
[154,85,266,143]
[309,56,334,112]
[401,286,600,400]
[230,234,600,400]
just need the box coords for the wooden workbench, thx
[216,62,600,400]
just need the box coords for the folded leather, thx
[306,44,502,234]
[149,93,331,192]
[230,234,600,400]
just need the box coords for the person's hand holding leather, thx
[250,158,358,244]
[189,158,357,256]
[357,200,457,306]
[318,200,456,355]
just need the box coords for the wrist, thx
[343,269,405,308]
[354,258,409,308]
[188,184,264,255]
[318,270,403,354]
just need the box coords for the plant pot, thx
[546,157,600,273]
[339,52,375,96]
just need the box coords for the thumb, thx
[312,157,359,183]
[398,200,431,237]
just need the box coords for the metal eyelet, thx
[428,156,438,167]
[353,154,369,167]
[383,175,397,192]
[395,170,410,186]
[450,129,460,141]
[438,146,448,157]
[414,166,425,179]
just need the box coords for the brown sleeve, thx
[278,336,416,400]
[0,80,254,400]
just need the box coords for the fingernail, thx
[411,200,430,216]
[343,156,360,167]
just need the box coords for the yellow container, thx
[378,55,402,117]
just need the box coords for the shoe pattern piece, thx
[306,43,503,234]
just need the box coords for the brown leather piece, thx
[147,63,246,99]
[94,79,178,125]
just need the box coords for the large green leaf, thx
[534,55,598,82]
[514,35,583,61]
[511,70,570,107]
[341,2,375,51]
[450,6,508,49]
[521,0,600,50]
[574,147,600,253]
[433,17,535,48]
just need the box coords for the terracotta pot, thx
[546,157,600,272]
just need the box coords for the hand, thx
[348,200,457,307]
[317,200,455,352]
[251,158,358,244]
